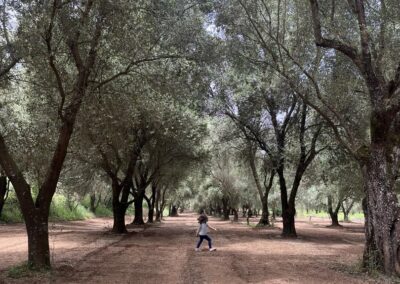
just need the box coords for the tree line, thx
[0,0,399,278]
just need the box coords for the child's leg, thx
[196,236,205,248]
[204,235,212,248]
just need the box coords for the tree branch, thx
[308,0,362,69]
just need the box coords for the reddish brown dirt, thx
[0,213,392,283]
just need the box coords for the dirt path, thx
[0,213,386,283]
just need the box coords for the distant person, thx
[195,213,217,252]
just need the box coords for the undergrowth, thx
[7,262,50,279]
[333,257,400,284]
[0,193,113,223]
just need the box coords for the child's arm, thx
[207,224,217,231]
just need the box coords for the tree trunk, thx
[248,147,274,226]
[132,194,145,225]
[362,196,380,270]
[0,122,78,270]
[342,203,349,222]
[89,192,102,214]
[329,211,340,227]
[160,204,165,219]
[362,147,400,275]
[221,199,230,220]
[90,193,96,213]
[216,205,222,217]
[232,208,238,222]
[146,184,156,223]
[112,202,128,234]
[110,181,129,233]
[147,206,154,223]
[155,195,161,222]
[146,197,154,223]
[258,196,270,226]
[327,195,341,227]
[0,176,8,217]
[282,206,296,238]
[247,208,253,218]
[278,166,297,238]
[223,209,230,220]
[271,201,276,220]
[170,205,178,217]
[26,212,50,269]
[155,186,161,222]
[342,199,355,223]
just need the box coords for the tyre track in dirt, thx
[57,222,191,284]
[181,241,247,284]
[0,213,381,283]
[180,216,372,284]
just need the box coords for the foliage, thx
[0,192,115,223]
[7,262,50,279]
[0,193,23,223]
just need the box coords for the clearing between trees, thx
[0,213,385,284]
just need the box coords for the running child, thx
[195,213,217,251]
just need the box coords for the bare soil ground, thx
[0,213,395,283]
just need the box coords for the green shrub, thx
[1,206,23,223]
[49,194,94,221]
[94,203,113,217]
[1,192,116,223]
[0,193,23,223]
[296,210,365,221]
[80,195,91,209]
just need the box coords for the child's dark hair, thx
[197,214,208,224]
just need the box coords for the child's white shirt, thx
[199,223,208,235]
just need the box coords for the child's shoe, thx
[195,248,200,252]
[209,248,216,251]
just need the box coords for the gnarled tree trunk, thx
[170,205,178,217]
[258,196,270,226]
[362,146,400,275]
[89,192,101,214]
[232,208,238,222]
[111,182,129,234]
[342,199,355,222]
[308,0,400,275]
[155,192,161,222]
[278,164,297,238]
[132,192,145,225]
[26,211,50,269]
[327,195,342,227]
[281,206,296,237]
[146,184,156,223]
[221,198,230,220]
[112,203,128,234]
[0,176,8,217]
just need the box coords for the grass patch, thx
[297,210,364,221]
[7,262,50,279]
[49,195,94,221]
[93,204,113,217]
[333,258,400,283]
[0,191,24,223]
[0,200,23,223]
[0,193,98,223]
